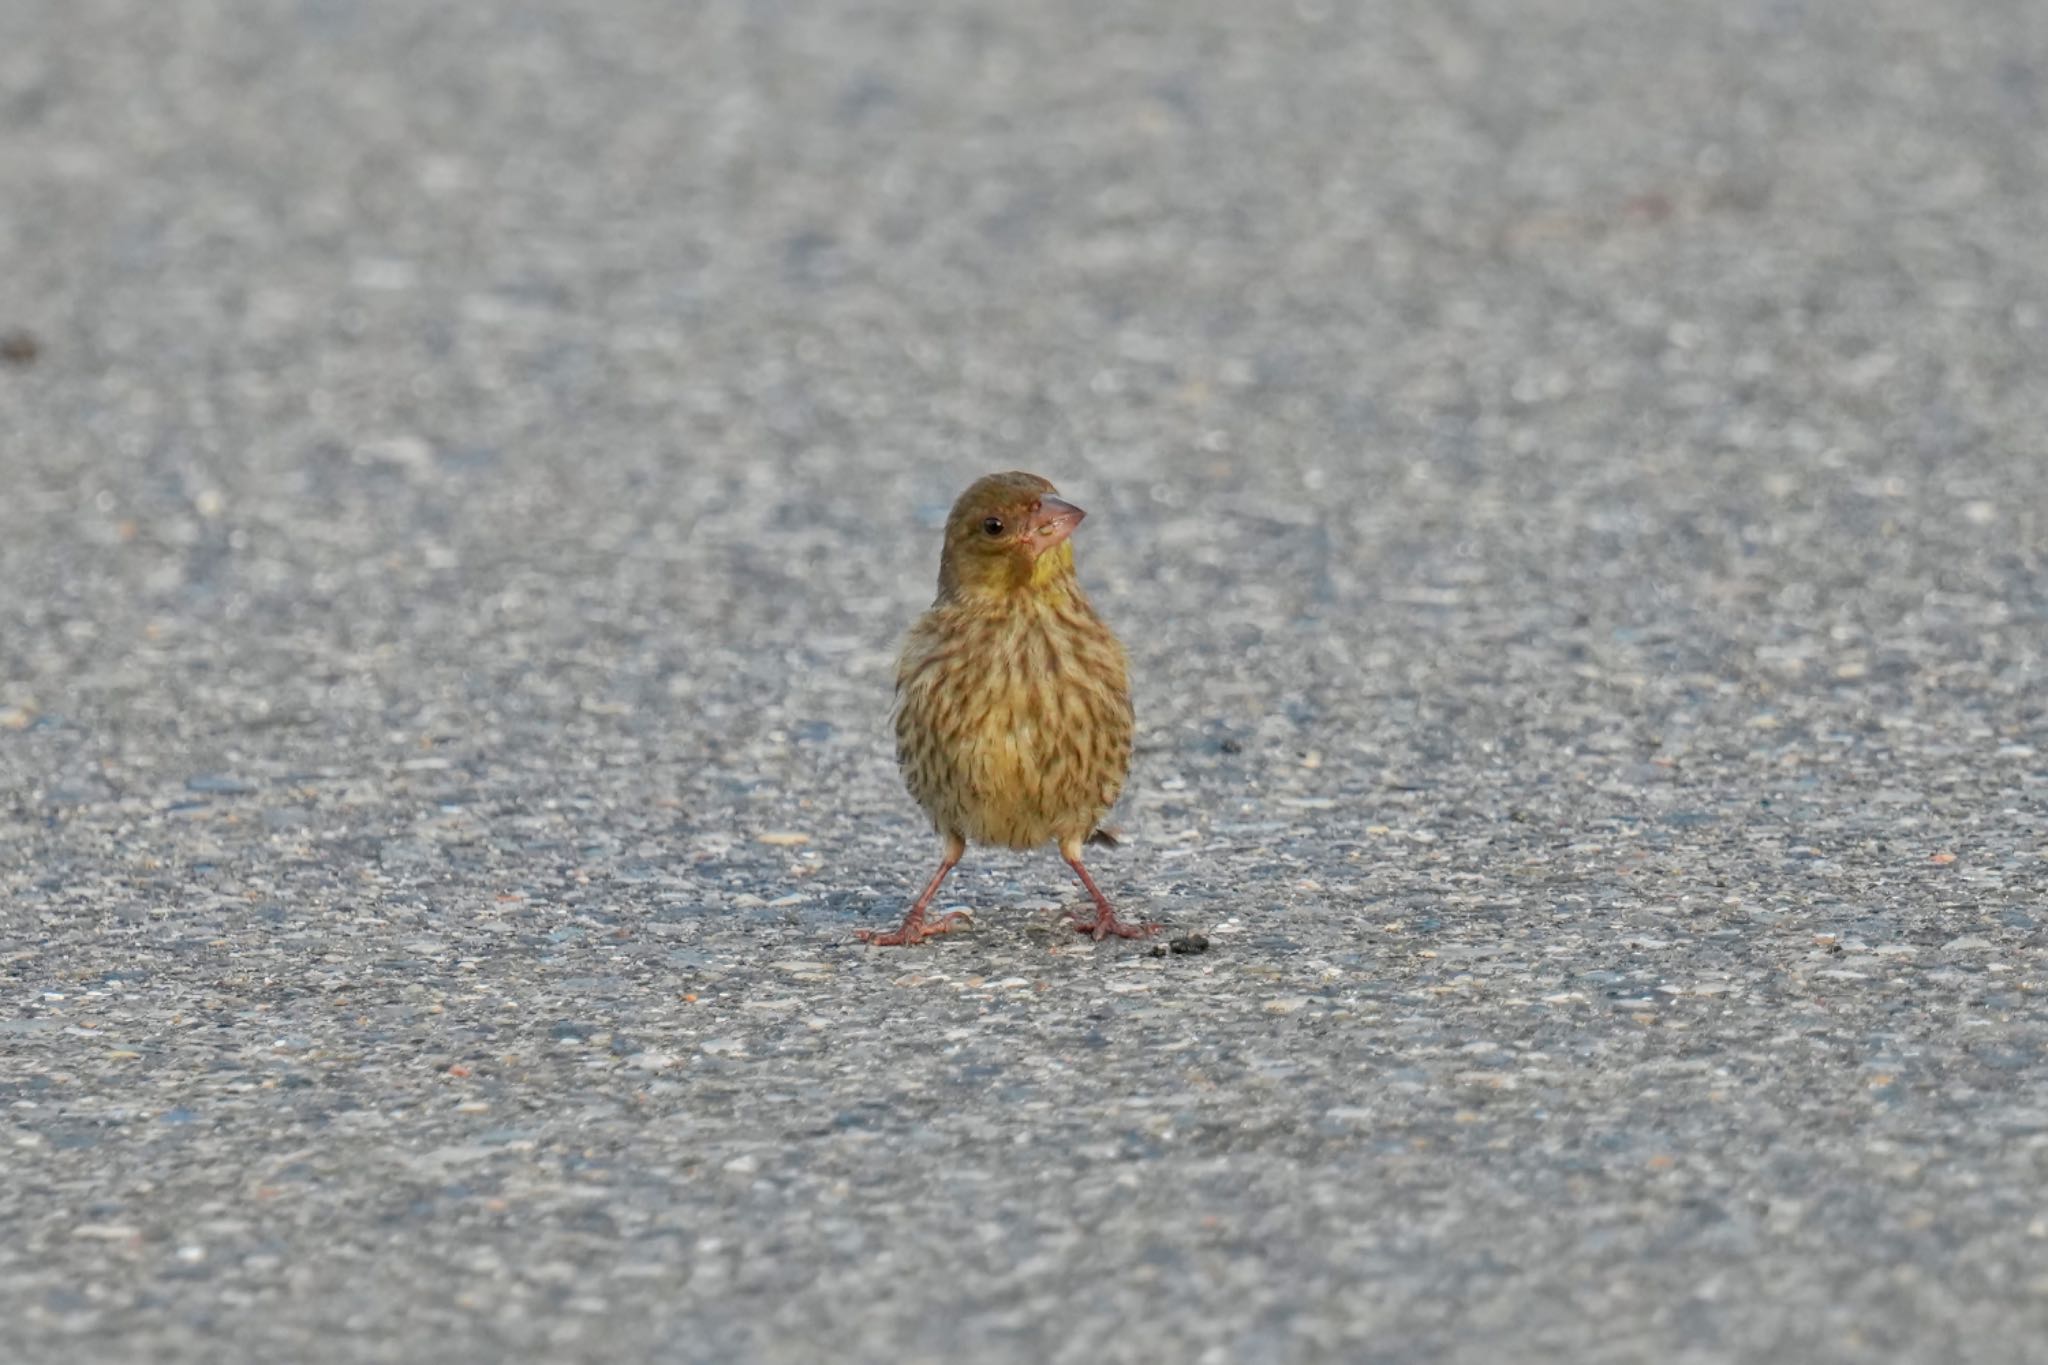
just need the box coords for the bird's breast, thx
[894,594,1132,849]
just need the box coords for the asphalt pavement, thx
[4,1,2048,1361]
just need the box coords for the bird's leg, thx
[1060,844,1160,941]
[858,835,969,946]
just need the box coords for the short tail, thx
[1087,827,1120,848]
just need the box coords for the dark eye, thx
[981,517,1005,537]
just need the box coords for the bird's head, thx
[935,470,1087,600]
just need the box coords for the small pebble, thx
[0,330,39,366]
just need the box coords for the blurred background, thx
[3,1,2047,1361]
[5,0,2042,822]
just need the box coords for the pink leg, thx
[858,836,971,946]
[1062,850,1160,941]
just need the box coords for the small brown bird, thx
[860,471,1157,946]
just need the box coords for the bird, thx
[859,471,1157,946]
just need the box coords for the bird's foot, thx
[856,908,971,947]
[1066,908,1162,941]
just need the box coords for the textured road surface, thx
[5,1,2048,1362]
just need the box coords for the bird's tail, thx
[1087,827,1120,848]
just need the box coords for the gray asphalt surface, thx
[5,1,2048,1361]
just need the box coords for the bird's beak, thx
[1024,495,1085,558]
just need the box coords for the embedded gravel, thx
[4,1,2048,1362]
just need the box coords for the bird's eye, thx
[981,517,1005,537]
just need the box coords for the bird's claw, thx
[1065,909,1162,941]
[856,908,971,947]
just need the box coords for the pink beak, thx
[1024,495,1085,558]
